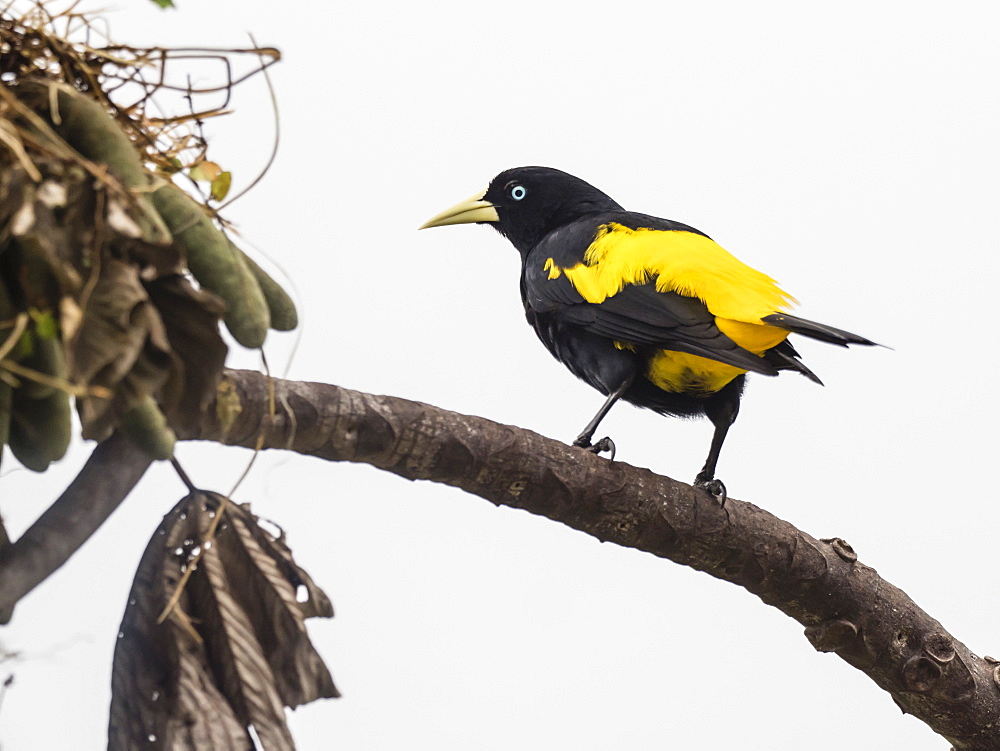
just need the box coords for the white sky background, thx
[2,1,999,748]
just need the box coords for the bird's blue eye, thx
[510,184,527,201]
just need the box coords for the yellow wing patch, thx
[549,223,797,322]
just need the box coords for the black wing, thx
[554,282,779,375]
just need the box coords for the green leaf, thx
[30,310,59,340]
[188,160,222,183]
[150,0,174,8]
[210,171,232,202]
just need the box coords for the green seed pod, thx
[149,182,270,348]
[7,387,72,472]
[121,395,176,461]
[17,326,67,400]
[20,82,171,244]
[234,244,298,331]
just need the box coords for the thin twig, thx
[0,120,42,181]
[0,358,111,398]
[216,33,280,211]
[156,492,231,625]
[0,314,29,362]
[170,457,196,493]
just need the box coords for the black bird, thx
[420,167,877,496]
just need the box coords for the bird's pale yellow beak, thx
[419,189,499,229]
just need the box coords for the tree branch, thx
[183,368,1000,749]
[0,433,153,621]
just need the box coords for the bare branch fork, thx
[2,368,996,748]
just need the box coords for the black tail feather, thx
[764,341,824,385]
[762,313,879,347]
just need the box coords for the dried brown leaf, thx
[221,510,338,706]
[188,513,296,750]
[109,492,337,751]
[144,275,227,434]
[110,502,251,751]
[0,164,93,293]
[69,257,172,440]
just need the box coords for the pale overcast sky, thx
[2,1,998,749]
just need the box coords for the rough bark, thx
[177,368,1000,750]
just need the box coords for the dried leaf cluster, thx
[1,5,335,748]
[0,2,293,471]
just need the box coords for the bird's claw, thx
[590,436,616,460]
[573,435,617,460]
[695,477,727,503]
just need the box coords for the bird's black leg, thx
[573,376,634,459]
[694,380,743,500]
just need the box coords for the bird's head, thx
[420,166,621,254]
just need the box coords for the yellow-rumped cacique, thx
[420,167,878,497]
